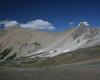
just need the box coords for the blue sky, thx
[0,0,100,31]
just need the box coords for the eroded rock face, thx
[71,22,99,40]
[72,24,89,39]
[0,22,100,60]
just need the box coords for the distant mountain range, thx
[0,22,100,66]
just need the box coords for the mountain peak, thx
[71,21,90,39]
[78,21,89,26]
[76,21,90,32]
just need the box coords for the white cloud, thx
[4,19,55,31]
[20,19,55,31]
[4,21,19,27]
[69,22,74,25]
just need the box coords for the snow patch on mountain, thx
[78,21,89,26]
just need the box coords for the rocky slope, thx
[0,22,100,62]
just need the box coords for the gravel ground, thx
[0,63,100,80]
